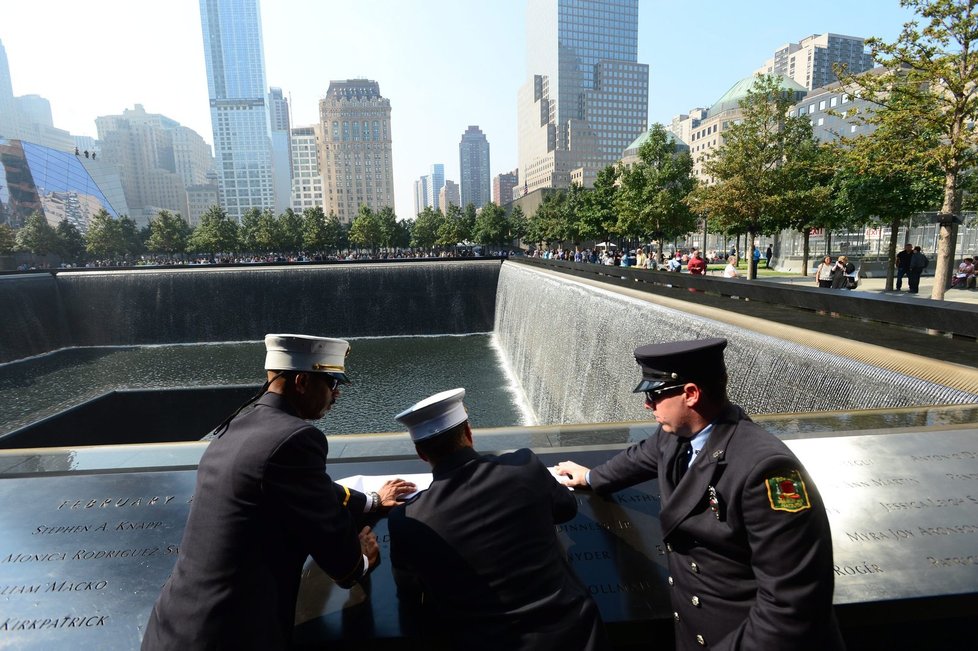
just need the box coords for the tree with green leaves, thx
[54,219,86,264]
[301,207,334,253]
[392,218,412,250]
[509,205,528,249]
[525,190,566,249]
[768,130,837,276]
[187,205,239,257]
[411,207,445,250]
[845,0,978,299]
[472,202,510,250]
[437,203,471,248]
[348,204,382,251]
[578,165,619,244]
[277,208,304,254]
[376,206,398,249]
[16,213,58,257]
[692,75,812,279]
[118,216,144,260]
[831,75,944,289]
[617,124,697,265]
[85,210,124,260]
[0,223,16,255]
[145,210,190,259]
[240,208,278,254]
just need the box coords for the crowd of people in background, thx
[15,248,488,271]
[529,245,737,271]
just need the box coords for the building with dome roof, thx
[672,74,808,183]
[620,128,689,167]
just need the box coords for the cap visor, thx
[326,372,351,385]
[633,378,670,393]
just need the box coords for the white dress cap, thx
[264,334,351,384]
[395,388,468,442]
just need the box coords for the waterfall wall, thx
[0,274,72,362]
[493,263,978,422]
[0,261,501,362]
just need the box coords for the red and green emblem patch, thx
[765,470,811,512]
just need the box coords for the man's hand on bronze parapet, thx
[554,461,591,489]
[377,478,417,509]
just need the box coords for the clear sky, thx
[1,0,916,220]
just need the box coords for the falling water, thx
[492,263,978,423]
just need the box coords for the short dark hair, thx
[415,420,468,463]
[694,370,729,404]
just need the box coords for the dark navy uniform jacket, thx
[142,392,367,650]
[388,447,607,650]
[590,404,844,651]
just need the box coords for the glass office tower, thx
[518,0,648,192]
[199,0,275,221]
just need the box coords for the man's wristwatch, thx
[369,491,380,512]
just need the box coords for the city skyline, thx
[2,1,914,221]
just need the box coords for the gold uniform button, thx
[668,576,674,587]
[691,595,701,607]
[673,612,680,622]
[690,562,699,573]
[696,634,706,645]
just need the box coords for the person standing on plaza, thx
[765,244,773,268]
[142,334,415,650]
[908,246,928,294]
[388,389,607,651]
[555,339,843,651]
[815,255,834,288]
[751,246,761,276]
[895,243,914,291]
[687,250,707,275]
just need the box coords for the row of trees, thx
[2,198,530,265]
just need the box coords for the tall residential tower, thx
[518,0,648,192]
[319,79,394,223]
[459,126,490,208]
[755,33,874,91]
[199,0,275,220]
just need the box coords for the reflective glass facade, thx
[0,139,120,232]
[199,0,275,221]
[520,0,648,192]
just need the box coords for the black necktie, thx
[671,439,692,486]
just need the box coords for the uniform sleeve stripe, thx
[341,484,351,507]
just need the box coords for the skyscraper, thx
[289,125,324,213]
[426,164,445,211]
[268,87,293,212]
[0,38,72,151]
[199,0,275,221]
[518,0,648,192]
[319,79,394,223]
[0,39,18,137]
[493,169,519,206]
[96,104,213,224]
[413,179,426,217]
[459,126,490,208]
[756,34,874,91]
[439,180,460,211]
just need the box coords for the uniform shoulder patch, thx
[765,469,811,513]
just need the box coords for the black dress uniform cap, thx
[264,333,351,384]
[395,388,467,442]
[632,337,727,393]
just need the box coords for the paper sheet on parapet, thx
[336,468,572,498]
[549,466,575,490]
[336,473,433,501]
